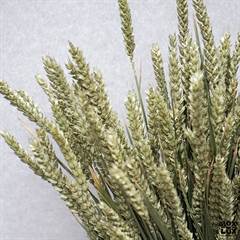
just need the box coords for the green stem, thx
[130,60,148,131]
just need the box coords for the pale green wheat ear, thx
[118,0,135,61]
[1,0,240,239]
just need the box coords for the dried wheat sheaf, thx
[1,0,240,239]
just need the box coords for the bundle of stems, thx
[1,0,240,239]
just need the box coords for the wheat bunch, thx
[1,0,240,239]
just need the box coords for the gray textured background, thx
[0,0,239,239]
